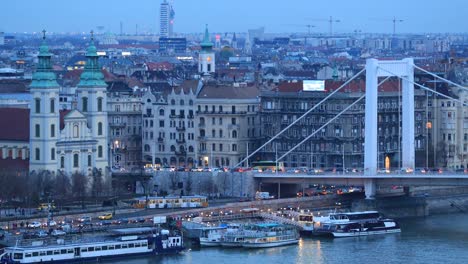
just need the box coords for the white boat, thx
[331,219,401,238]
[199,227,226,247]
[0,229,184,264]
[241,223,299,248]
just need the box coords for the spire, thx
[30,30,59,89]
[200,24,213,51]
[78,30,106,87]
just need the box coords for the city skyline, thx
[1,0,467,34]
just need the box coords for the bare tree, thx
[72,172,88,209]
[169,172,180,193]
[185,173,193,195]
[91,168,103,198]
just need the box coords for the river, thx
[107,213,468,264]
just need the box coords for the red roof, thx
[0,108,29,141]
[145,62,174,71]
[278,79,402,93]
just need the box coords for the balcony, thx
[187,115,194,119]
[109,122,126,128]
[228,124,240,129]
[175,150,187,156]
[198,123,206,128]
[169,114,178,118]
[176,126,186,132]
[176,139,186,144]
[178,114,185,119]
[198,136,207,141]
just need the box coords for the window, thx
[212,143,216,151]
[219,118,223,125]
[60,156,64,168]
[98,145,103,158]
[159,120,165,127]
[35,124,40,137]
[159,109,164,116]
[73,154,79,167]
[73,125,79,138]
[232,106,236,113]
[219,144,223,152]
[189,100,193,106]
[50,124,55,137]
[231,118,236,125]
[232,144,237,151]
[219,130,223,138]
[51,148,55,160]
[171,99,175,105]
[88,155,92,167]
[98,122,103,136]
[82,97,88,112]
[180,100,184,105]
[35,98,40,113]
[212,129,215,138]
[50,99,55,113]
[212,118,215,125]
[34,148,40,160]
[232,130,237,138]
[97,97,103,112]
[207,64,211,72]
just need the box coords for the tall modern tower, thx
[29,31,60,173]
[160,0,174,37]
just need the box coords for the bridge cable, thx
[413,64,468,93]
[275,76,392,163]
[377,67,468,107]
[234,68,366,168]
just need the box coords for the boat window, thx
[13,253,23,259]
[61,249,67,254]
[95,246,101,251]
[129,243,135,248]
[81,248,87,252]
[102,246,108,250]
[32,252,39,257]
[54,250,60,255]
[88,247,95,252]
[142,242,148,247]
[25,253,32,258]
[134,243,140,247]
[47,251,53,255]
[122,244,128,248]
[39,251,46,256]
[109,245,115,250]
[67,249,74,254]
[115,245,121,249]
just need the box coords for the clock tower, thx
[198,25,215,75]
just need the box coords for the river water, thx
[109,213,468,264]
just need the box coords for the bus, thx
[251,161,285,172]
[133,195,208,209]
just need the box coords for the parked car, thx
[43,220,57,227]
[112,218,129,225]
[28,221,42,228]
[77,216,92,222]
[22,231,38,239]
[36,230,48,238]
[97,220,112,226]
[51,229,66,237]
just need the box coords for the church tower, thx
[76,31,108,172]
[198,25,215,75]
[29,30,60,173]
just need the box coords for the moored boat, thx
[331,219,401,238]
[199,227,226,247]
[0,228,184,263]
[242,223,299,248]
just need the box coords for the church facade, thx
[29,33,108,176]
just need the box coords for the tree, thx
[72,172,88,209]
[54,170,71,202]
[169,172,180,193]
[185,173,193,195]
[91,168,103,198]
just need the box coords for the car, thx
[77,216,92,223]
[43,220,57,227]
[28,221,42,228]
[112,218,129,225]
[78,221,92,228]
[431,168,443,174]
[51,229,66,236]
[59,224,72,231]
[136,218,146,223]
[22,231,38,239]
[97,220,112,226]
[36,230,48,238]
[98,213,113,220]
[378,168,390,174]
[400,167,414,174]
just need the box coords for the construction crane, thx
[308,16,341,36]
[371,17,404,35]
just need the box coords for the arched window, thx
[82,97,88,112]
[189,146,194,152]
[170,145,176,152]
[232,144,237,151]
[200,117,205,125]
[73,153,79,167]
[50,124,55,138]
[171,99,175,105]
[88,155,92,167]
[212,129,215,138]
[73,125,79,138]
[232,130,237,138]
[35,98,41,113]
[98,122,103,136]
[200,129,205,137]
[189,100,193,106]
[144,144,150,152]
[159,109,164,116]
[98,145,103,158]
[180,100,184,106]
[50,98,55,113]
[219,105,223,112]
[97,97,103,112]
[60,156,64,168]
[51,148,55,160]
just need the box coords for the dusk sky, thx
[1,0,466,34]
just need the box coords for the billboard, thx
[303,80,325,91]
